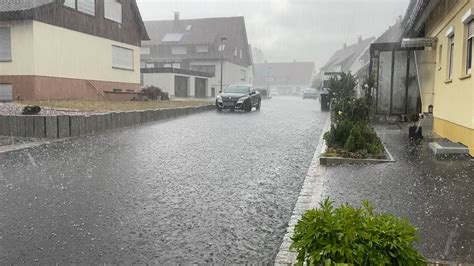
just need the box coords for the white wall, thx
[189,60,252,96]
[142,72,207,98]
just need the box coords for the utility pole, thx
[219,37,227,93]
[266,66,271,99]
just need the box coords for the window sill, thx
[0,59,12,62]
[444,79,453,84]
[113,66,134,71]
[459,73,471,80]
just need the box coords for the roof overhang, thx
[401,37,437,48]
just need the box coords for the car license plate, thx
[223,102,235,106]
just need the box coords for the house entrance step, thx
[429,140,469,155]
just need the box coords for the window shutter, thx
[105,0,123,23]
[112,45,134,70]
[77,0,95,15]
[0,27,12,61]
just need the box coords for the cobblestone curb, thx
[274,116,331,265]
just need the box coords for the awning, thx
[401,37,437,48]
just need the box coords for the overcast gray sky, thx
[137,0,409,70]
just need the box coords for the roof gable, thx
[321,37,375,72]
[143,16,252,67]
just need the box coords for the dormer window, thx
[105,0,123,24]
[64,0,95,16]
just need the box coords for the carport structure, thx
[141,68,213,98]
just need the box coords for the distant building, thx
[0,0,149,101]
[253,61,315,95]
[402,0,473,156]
[141,14,253,98]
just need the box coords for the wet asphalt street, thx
[0,97,328,264]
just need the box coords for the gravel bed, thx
[0,103,101,116]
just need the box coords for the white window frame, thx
[448,35,455,80]
[63,0,96,16]
[104,0,122,24]
[464,19,473,74]
[0,27,12,62]
[112,45,134,71]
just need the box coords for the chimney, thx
[343,43,347,49]
[358,35,362,44]
[173,12,180,30]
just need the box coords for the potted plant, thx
[408,113,423,141]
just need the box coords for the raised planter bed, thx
[0,104,215,139]
[319,140,395,166]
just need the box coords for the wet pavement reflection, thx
[0,97,328,264]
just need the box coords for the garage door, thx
[0,84,12,102]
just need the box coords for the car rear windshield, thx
[225,86,250,94]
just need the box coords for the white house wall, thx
[142,72,206,98]
[190,60,252,95]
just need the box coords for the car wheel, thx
[245,100,252,112]
[256,99,261,110]
[217,107,222,112]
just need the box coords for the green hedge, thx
[291,199,426,266]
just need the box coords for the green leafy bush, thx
[291,199,426,266]
[324,120,354,149]
[323,120,384,158]
[327,72,356,100]
[332,98,370,123]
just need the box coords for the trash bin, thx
[320,92,331,111]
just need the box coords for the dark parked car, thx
[216,85,261,112]
[302,88,318,99]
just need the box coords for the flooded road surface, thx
[0,97,328,264]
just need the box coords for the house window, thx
[0,27,11,61]
[239,49,242,59]
[196,45,209,53]
[105,0,122,24]
[218,44,225,51]
[466,20,473,74]
[64,0,95,16]
[241,70,246,81]
[171,46,187,55]
[448,35,455,80]
[234,47,238,57]
[191,65,216,76]
[140,47,150,55]
[438,44,443,68]
[145,63,154,68]
[112,45,134,70]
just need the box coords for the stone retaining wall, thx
[0,104,215,139]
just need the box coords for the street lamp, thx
[219,37,227,93]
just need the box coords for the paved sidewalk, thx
[275,122,473,264]
[320,124,473,263]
